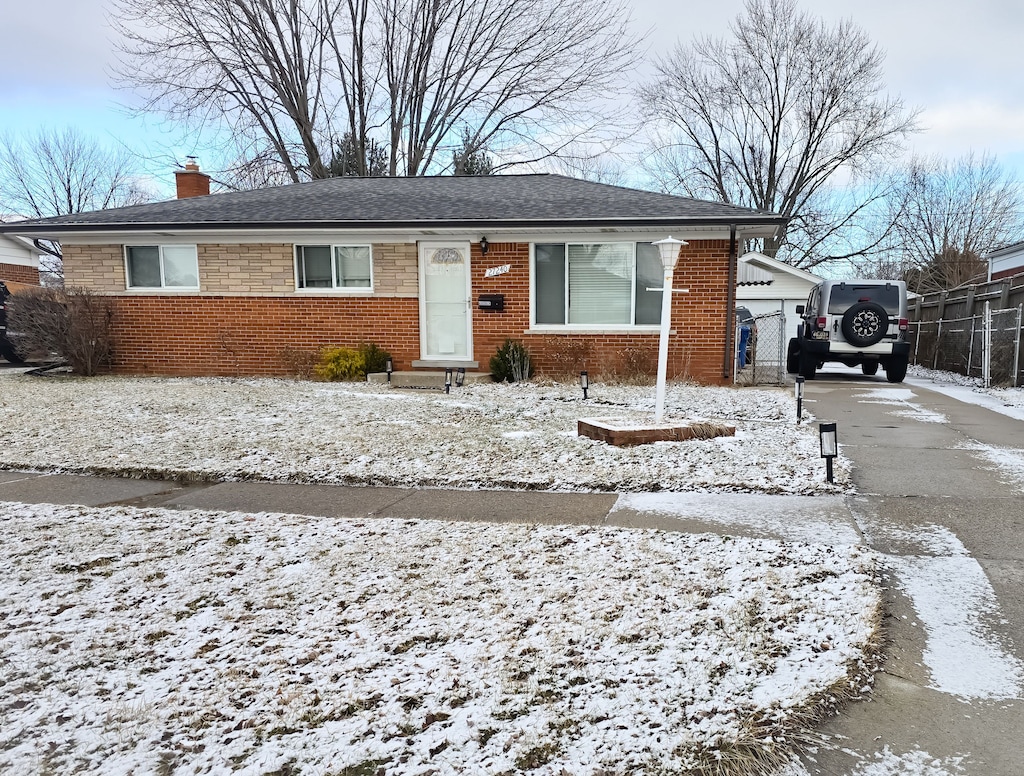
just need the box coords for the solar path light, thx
[580,371,589,400]
[819,422,838,483]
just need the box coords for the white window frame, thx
[294,244,374,292]
[124,244,200,291]
[530,241,663,331]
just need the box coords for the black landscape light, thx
[819,422,838,483]
[795,376,805,423]
[580,370,589,400]
[386,359,393,383]
[445,367,453,394]
[455,367,466,387]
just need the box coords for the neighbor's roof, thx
[987,240,1024,259]
[736,259,774,286]
[0,174,786,236]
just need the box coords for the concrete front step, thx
[367,370,493,389]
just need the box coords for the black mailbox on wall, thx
[478,294,505,312]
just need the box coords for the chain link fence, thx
[907,303,1024,387]
[736,311,786,386]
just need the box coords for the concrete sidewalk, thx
[0,468,862,545]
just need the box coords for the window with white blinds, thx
[534,242,664,327]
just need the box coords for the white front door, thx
[419,242,472,361]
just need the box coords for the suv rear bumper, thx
[802,339,910,359]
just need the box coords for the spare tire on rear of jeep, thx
[841,301,888,347]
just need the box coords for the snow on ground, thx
[610,493,861,546]
[907,366,1024,422]
[0,375,843,494]
[778,746,966,776]
[852,386,948,424]
[0,501,880,775]
[858,516,1024,701]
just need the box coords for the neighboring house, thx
[736,252,822,345]
[0,167,786,384]
[0,234,40,285]
[988,241,1024,281]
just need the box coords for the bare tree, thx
[112,0,639,181]
[882,153,1024,292]
[640,0,917,268]
[0,127,151,278]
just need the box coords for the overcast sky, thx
[2,0,1023,192]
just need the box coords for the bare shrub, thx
[8,286,115,375]
[280,347,319,379]
[542,336,591,379]
[610,346,654,384]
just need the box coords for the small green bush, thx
[315,347,365,381]
[314,342,393,381]
[490,338,534,383]
[358,342,392,375]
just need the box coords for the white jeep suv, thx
[787,279,910,383]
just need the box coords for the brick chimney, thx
[175,157,211,199]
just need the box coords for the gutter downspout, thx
[723,225,738,381]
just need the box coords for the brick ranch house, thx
[0,168,786,384]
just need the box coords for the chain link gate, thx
[908,303,1024,387]
[736,310,786,386]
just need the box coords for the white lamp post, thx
[652,236,687,422]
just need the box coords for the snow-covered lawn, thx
[0,501,880,775]
[0,375,845,494]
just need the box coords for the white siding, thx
[0,236,38,267]
[737,253,821,344]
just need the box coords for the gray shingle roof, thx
[0,174,785,234]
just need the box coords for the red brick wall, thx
[107,296,420,376]
[991,267,1023,281]
[470,239,732,385]
[99,239,733,383]
[0,262,41,285]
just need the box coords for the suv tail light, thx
[815,317,827,330]
[898,318,909,331]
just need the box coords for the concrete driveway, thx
[791,366,1024,775]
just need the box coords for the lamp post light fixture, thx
[651,236,688,423]
[795,376,805,423]
[819,422,838,483]
[386,359,393,383]
[444,367,453,394]
[580,371,589,400]
[455,367,466,387]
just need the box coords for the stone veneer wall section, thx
[64,242,418,297]
[63,245,126,291]
[199,244,294,294]
[0,262,41,285]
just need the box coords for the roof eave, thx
[1,215,788,239]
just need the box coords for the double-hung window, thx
[295,245,373,290]
[125,245,199,289]
[534,242,665,326]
